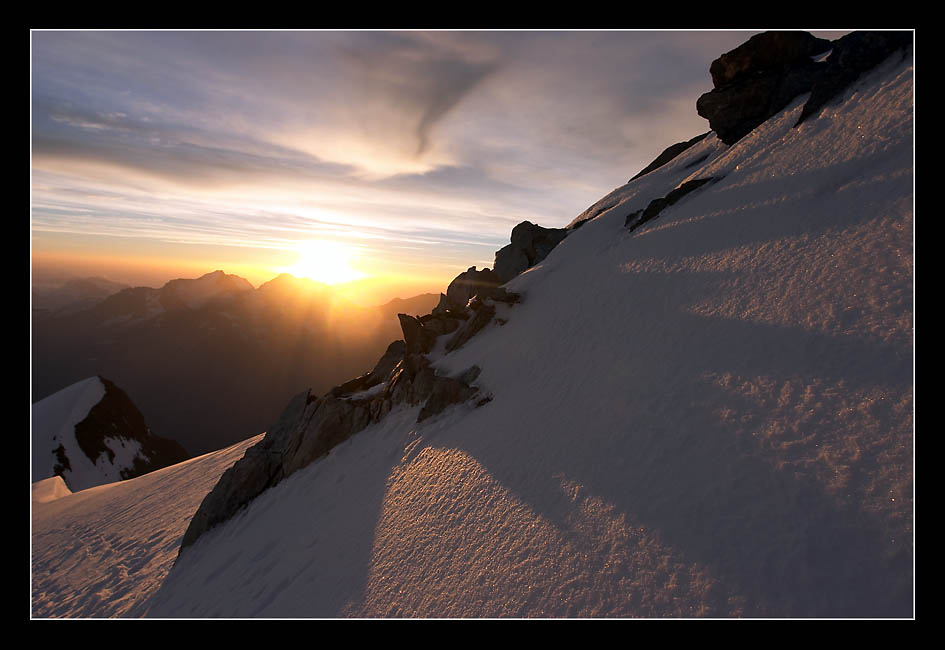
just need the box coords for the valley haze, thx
[31,30,913,619]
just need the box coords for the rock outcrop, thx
[795,31,912,126]
[445,266,503,307]
[494,221,569,284]
[177,273,508,555]
[696,31,832,145]
[625,177,719,232]
[629,131,711,182]
[697,30,911,146]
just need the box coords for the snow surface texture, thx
[31,435,261,617]
[33,48,913,618]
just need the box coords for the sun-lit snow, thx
[31,435,262,618]
[31,376,106,490]
[31,47,913,618]
[32,476,72,504]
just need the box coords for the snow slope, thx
[31,377,108,490]
[141,49,912,618]
[31,45,913,619]
[31,435,261,618]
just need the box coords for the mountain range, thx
[32,270,438,455]
[31,31,914,618]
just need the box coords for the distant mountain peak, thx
[32,376,188,492]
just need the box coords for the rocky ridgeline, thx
[177,30,912,557]
[178,220,568,555]
[697,30,911,146]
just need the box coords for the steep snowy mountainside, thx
[147,40,913,618]
[31,376,189,492]
[31,435,261,618]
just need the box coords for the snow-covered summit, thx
[31,376,189,492]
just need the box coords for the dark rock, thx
[417,375,480,423]
[446,267,503,308]
[178,323,492,556]
[493,221,569,284]
[367,340,406,385]
[795,31,912,126]
[455,364,482,385]
[626,178,718,232]
[282,396,370,476]
[422,314,461,337]
[446,300,496,352]
[489,288,521,304]
[72,376,189,482]
[709,31,831,88]
[696,31,831,145]
[398,313,437,355]
[178,389,314,553]
[329,373,373,398]
[629,131,711,182]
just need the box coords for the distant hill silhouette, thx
[31,271,439,455]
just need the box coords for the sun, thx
[284,240,366,285]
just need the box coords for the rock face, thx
[697,30,911,146]
[494,221,569,284]
[697,31,831,145]
[629,132,711,182]
[178,286,503,555]
[625,177,719,232]
[445,266,503,308]
[795,31,912,126]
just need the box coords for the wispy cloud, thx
[31,30,785,284]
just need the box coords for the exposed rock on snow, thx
[697,31,832,144]
[795,31,912,126]
[697,30,912,146]
[625,177,719,231]
[494,221,570,284]
[156,31,911,617]
[398,313,438,355]
[629,131,711,182]
[445,297,497,352]
[178,294,497,554]
[446,266,503,306]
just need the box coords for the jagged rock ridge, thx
[696,30,910,145]
[178,282,512,553]
[171,31,905,615]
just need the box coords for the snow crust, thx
[32,49,914,618]
[32,476,72,504]
[31,435,262,618]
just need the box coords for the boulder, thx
[626,177,718,231]
[709,31,831,88]
[446,267,503,307]
[417,374,480,423]
[398,313,437,355]
[696,31,831,145]
[494,221,569,284]
[446,298,496,352]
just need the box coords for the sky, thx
[30,29,849,304]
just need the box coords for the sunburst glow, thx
[283,240,366,285]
